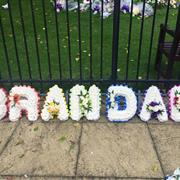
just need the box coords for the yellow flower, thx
[133,7,140,16]
[48,102,60,117]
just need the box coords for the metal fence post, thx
[111,0,120,84]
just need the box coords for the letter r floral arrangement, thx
[0,84,180,122]
[50,0,179,19]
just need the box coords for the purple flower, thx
[104,0,109,3]
[56,1,63,12]
[151,110,163,118]
[149,101,160,107]
[151,112,157,118]
[93,5,100,12]
[121,5,129,13]
[147,101,164,118]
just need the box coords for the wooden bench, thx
[155,6,180,79]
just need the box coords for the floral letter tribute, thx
[106,85,137,122]
[8,86,40,121]
[0,84,180,122]
[0,88,8,120]
[69,84,101,121]
[168,85,180,122]
[41,85,69,121]
[139,86,168,122]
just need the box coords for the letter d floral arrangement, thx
[0,84,180,122]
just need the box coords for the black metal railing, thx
[0,0,179,92]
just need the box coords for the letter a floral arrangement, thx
[0,84,180,122]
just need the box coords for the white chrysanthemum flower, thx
[133,6,140,16]
[153,106,161,112]
[2,3,8,9]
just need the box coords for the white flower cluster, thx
[52,0,155,19]
[132,3,154,17]
[139,86,168,122]
[147,103,164,112]
[165,168,180,180]
[69,84,101,121]
[107,85,137,122]
[168,85,180,122]
[80,0,114,18]
[0,88,8,120]
[8,86,40,121]
[147,0,177,8]
[41,85,69,121]
[133,6,140,16]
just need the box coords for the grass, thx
[0,0,178,90]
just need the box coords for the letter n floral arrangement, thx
[69,84,101,121]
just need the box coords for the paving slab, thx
[0,121,81,176]
[0,122,19,153]
[77,123,163,178]
[0,176,74,180]
[0,176,162,180]
[96,116,143,124]
[78,178,162,180]
[76,178,162,180]
[149,124,180,175]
